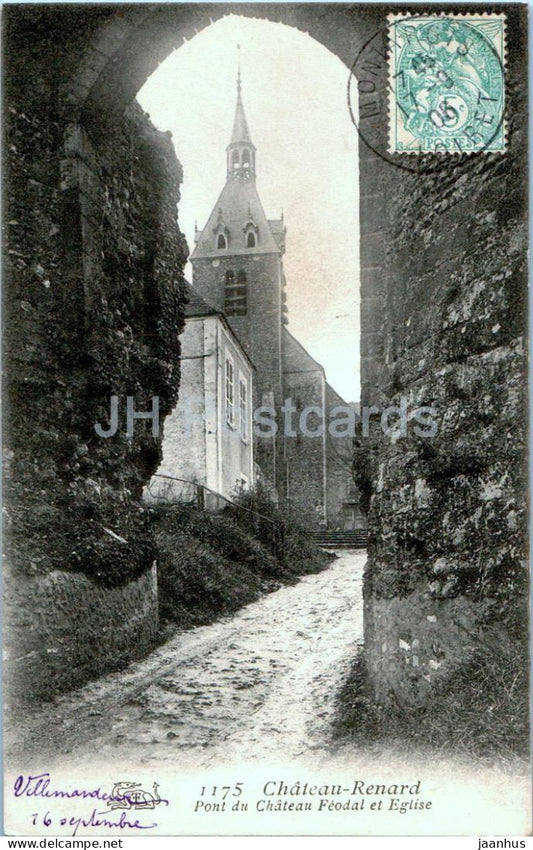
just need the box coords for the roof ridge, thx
[282,327,324,373]
[183,281,218,316]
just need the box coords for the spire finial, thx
[237,44,241,92]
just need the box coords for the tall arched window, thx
[242,148,251,168]
[224,269,247,316]
[217,233,227,250]
[246,232,256,248]
[231,150,240,170]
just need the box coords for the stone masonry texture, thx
[358,7,528,707]
[4,564,159,702]
[3,4,528,713]
[4,6,188,698]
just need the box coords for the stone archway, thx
[4,3,387,698]
[61,5,381,124]
[4,4,528,728]
[59,4,388,412]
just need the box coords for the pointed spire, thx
[229,46,253,147]
[192,48,281,262]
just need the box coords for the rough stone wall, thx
[4,564,158,701]
[4,8,188,698]
[360,7,528,708]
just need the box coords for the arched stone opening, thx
[57,6,382,408]
[5,4,528,731]
[57,6,382,125]
[5,4,376,701]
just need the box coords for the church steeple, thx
[191,55,281,260]
[226,49,256,181]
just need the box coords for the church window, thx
[239,375,248,441]
[224,269,247,316]
[242,148,251,168]
[232,149,240,169]
[225,354,235,428]
[246,232,256,248]
[217,233,227,250]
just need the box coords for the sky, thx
[138,14,360,401]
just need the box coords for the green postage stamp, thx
[388,13,506,154]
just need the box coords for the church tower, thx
[190,66,288,429]
[187,62,360,528]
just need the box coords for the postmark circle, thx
[348,14,506,173]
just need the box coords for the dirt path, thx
[7,551,531,837]
[9,551,365,770]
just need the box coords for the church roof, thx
[282,328,324,375]
[282,330,349,405]
[183,281,218,317]
[191,179,280,259]
[229,84,254,148]
[325,380,349,408]
[191,71,281,260]
[268,218,286,251]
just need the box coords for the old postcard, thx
[3,1,530,838]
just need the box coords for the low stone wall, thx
[5,564,158,701]
[362,587,512,708]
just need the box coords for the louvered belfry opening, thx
[224,269,247,316]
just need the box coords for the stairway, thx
[310,529,368,549]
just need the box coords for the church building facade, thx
[163,71,364,529]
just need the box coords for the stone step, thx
[309,530,368,549]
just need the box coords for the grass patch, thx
[152,497,332,629]
[331,645,530,764]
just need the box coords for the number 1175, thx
[199,783,243,800]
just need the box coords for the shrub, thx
[229,482,333,576]
[151,493,332,628]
